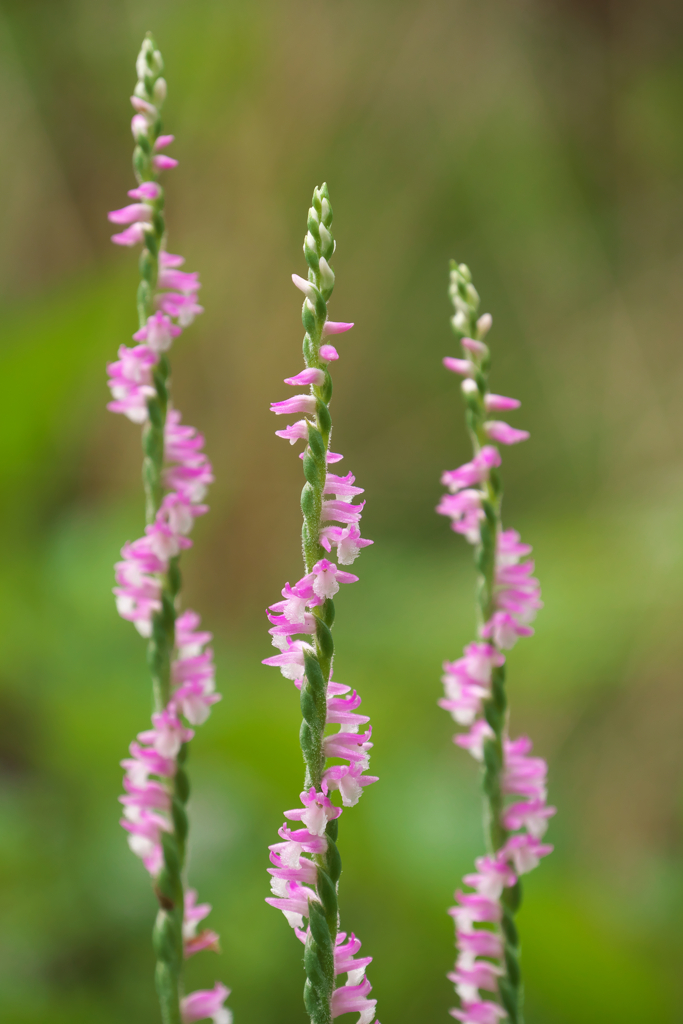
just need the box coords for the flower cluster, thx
[262,219,379,1024]
[119,608,221,873]
[106,34,228,1024]
[437,263,554,1024]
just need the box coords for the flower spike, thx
[263,184,378,1024]
[106,34,229,1024]
[438,261,554,1022]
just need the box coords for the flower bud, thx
[318,257,335,292]
[153,78,167,105]
[477,313,492,338]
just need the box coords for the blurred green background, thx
[1,0,683,1021]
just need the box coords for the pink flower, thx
[319,523,374,565]
[323,727,373,767]
[119,808,171,874]
[181,982,231,1024]
[144,518,192,561]
[276,419,310,443]
[320,344,339,361]
[323,321,354,335]
[323,472,364,501]
[443,356,475,376]
[108,202,153,225]
[175,609,212,655]
[501,799,556,838]
[334,932,373,976]
[111,223,148,246]
[160,250,185,267]
[268,834,318,892]
[127,182,162,201]
[330,974,377,1024]
[153,154,179,171]
[131,113,148,138]
[284,367,326,386]
[157,291,204,326]
[133,311,182,352]
[138,709,194,758]
[441,447,501,492]
[183,889,221,957]
[119,777,171,813]
[461,337,487,357]
[480,611,533,649]
[284,787,342,835]
[455,929,503,965]
[158,268,200,293]
[484,393,520,412]
[184,930,221,957]
[265,880,321,926]
[325,689,370,729]
[321,499,365,525]
[463,854,516,900]
[157,491,207,537]
[450,1000,506,1024]
[454,720,494,761]
[106,344,158,423]
[484,421,529,445]
[501,833,554,874]
[448,961,503,999]
[130,95,157,118]
[270,395,317,416]
[440,645,504,726]
[155,134,175,150]
[436,489,484,544]
[262,640,313,681]
[183,888,211,936]
[310,558,359,599]
[496,528,532,566]
[502,737,548,801]
[323,763,378,806]
[122,741,176,783]
[449,892,502,932]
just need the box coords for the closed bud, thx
[477,312,493,337]
[319,223,333,258]
[321,197,332,225]
[466,283,480,307]
[461,378,478,395]
[318,257,335,292]
[309,205,320,225]
[305,231,318,253]
[153,78,167,104]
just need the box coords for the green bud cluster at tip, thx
[449,262,524,1024]
[295,184,342,1024]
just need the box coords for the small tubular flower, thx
[181,983,232,1024]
